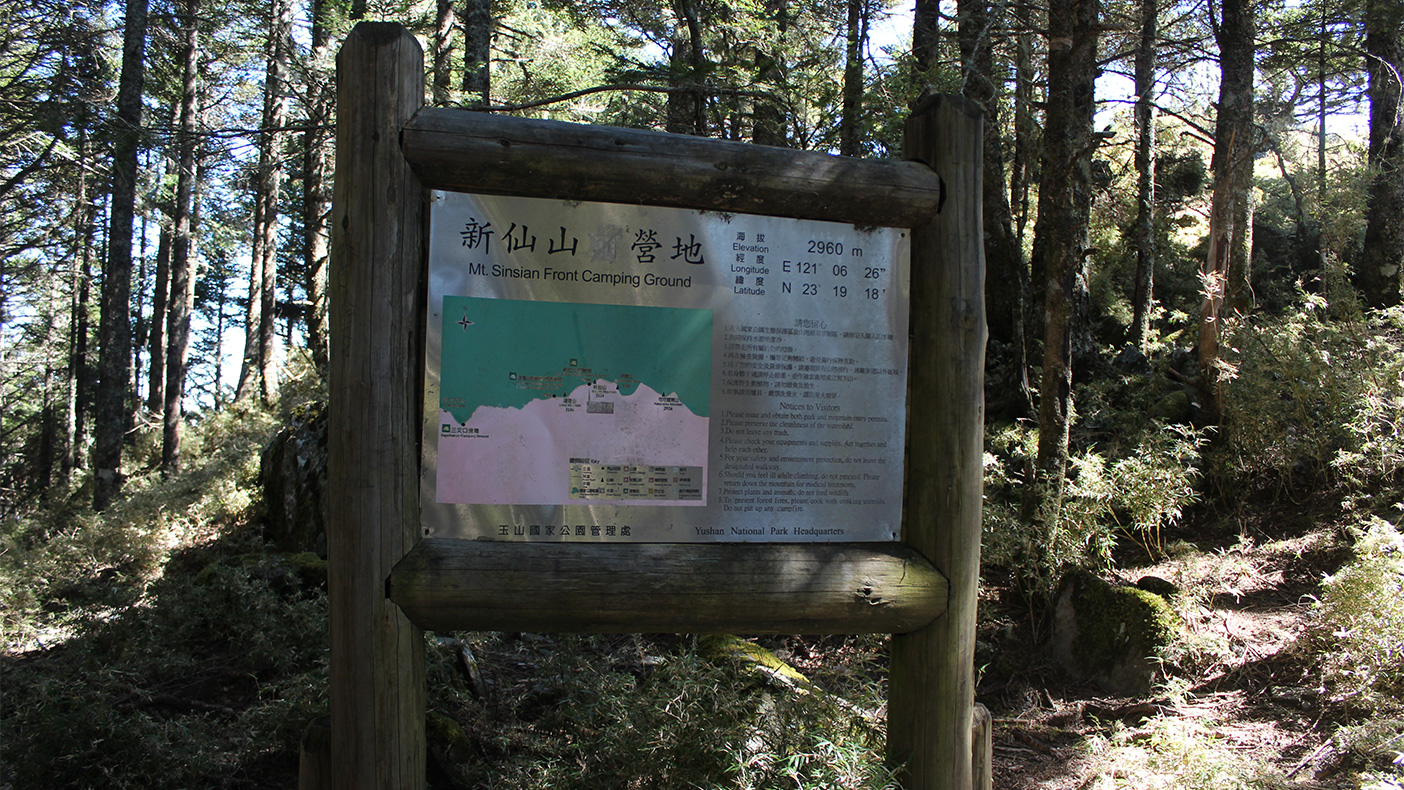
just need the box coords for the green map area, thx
[440,296,713,424]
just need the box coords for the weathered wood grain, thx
[888,94,988,790]
[389,540,948,634]
[327,22,427,790]
[972,703,993,790]
[401,107,942,227]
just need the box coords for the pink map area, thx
[436,380,708,506]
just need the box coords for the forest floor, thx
[416,496,1381,790]
[4,471,1395,789]
[981,502,1367,790]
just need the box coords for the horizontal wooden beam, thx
[401,108,943,228]
[388,539,948,634]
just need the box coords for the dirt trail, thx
[983,528,1355,790]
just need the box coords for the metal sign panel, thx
[422,191,910,542]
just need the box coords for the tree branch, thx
[464,82,776,114]
[0,134,59,201]
[1099,96,1216,141]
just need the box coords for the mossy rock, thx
[425,710,473,763]
[699,634,810,690]
[194,552,327,592]
[1148,389,1194,424]
[282,551,328,588]
[1050,569,1178,696]
[260,406,328,557]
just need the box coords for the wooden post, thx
[326,31,981,785]
[327,23,427,790]
[888,95,987,790]
[298,716,332,790]
[971,703,993,790]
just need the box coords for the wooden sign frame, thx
[325,22,986,790]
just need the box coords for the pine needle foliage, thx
[1310,517,1404,714]
[425,632,900,790]
[0,369,326,789]
[1216,301,1404,501]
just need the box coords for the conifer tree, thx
[1360,0,1404,307]
[161,0,202,474]
[93,0,150,510]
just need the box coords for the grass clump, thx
[1,555,328,788]
[1082,716,1288,790]
[983,420,1204,603]
[1311,517,1404,713]
[0,382,328,789]
[1297,516,1404,784]
[0,400,276,654]
[1216,303,1404,501]
[427,633,899,790]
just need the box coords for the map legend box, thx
[569,463,704,501]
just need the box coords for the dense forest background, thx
[1,0,1402,527]
[2,0,1404,786]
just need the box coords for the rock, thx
[1135,575,1180,600]
[1113,344,1152,376]
[279,551,329,589]
[425,710,475,785]
[1148,389,1194,424]
[260,405,328,557]
[425,710,473,763]
[195,552,327,593]
[699,634,811,690]
[1050,569,1178,696]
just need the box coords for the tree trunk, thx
[1032,0,1100,515]
[1012,9,1033,256]
[1199,0,1255,418]
[752,0,788,146]
[130,196,150,421]
[667,0,706,136]
[840,0,866,156]
[161,0,200,476]
[145,219,171,413]
[1359,0,1404,308]
[1316,4,1328,246]
[210,255,230,409]
[64,128,95,479]
[0,255,8,492]
[1222,4,1256,317]
[433,0,454,106]
[139,105,175,415]
[38,267,60,496]
[1227,163,1254,312]
[304,0,335,373]
[93,0,149,511]
[254,0,293,404]
[958,0,1021,338]
[234,207,263,400]
[461,0,490,106]
[913,0,940,79]
[1129,0,1157,350]
[960,0,1029,418]
[73,195,102,473]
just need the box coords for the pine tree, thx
[1360,0,1404,307]
[1199,0,1256,420]
[93,0,150,510]
[1032,0,1100,515]
[1129,0,1158,350]
[161,0,202,475]
[237,0,294,404]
